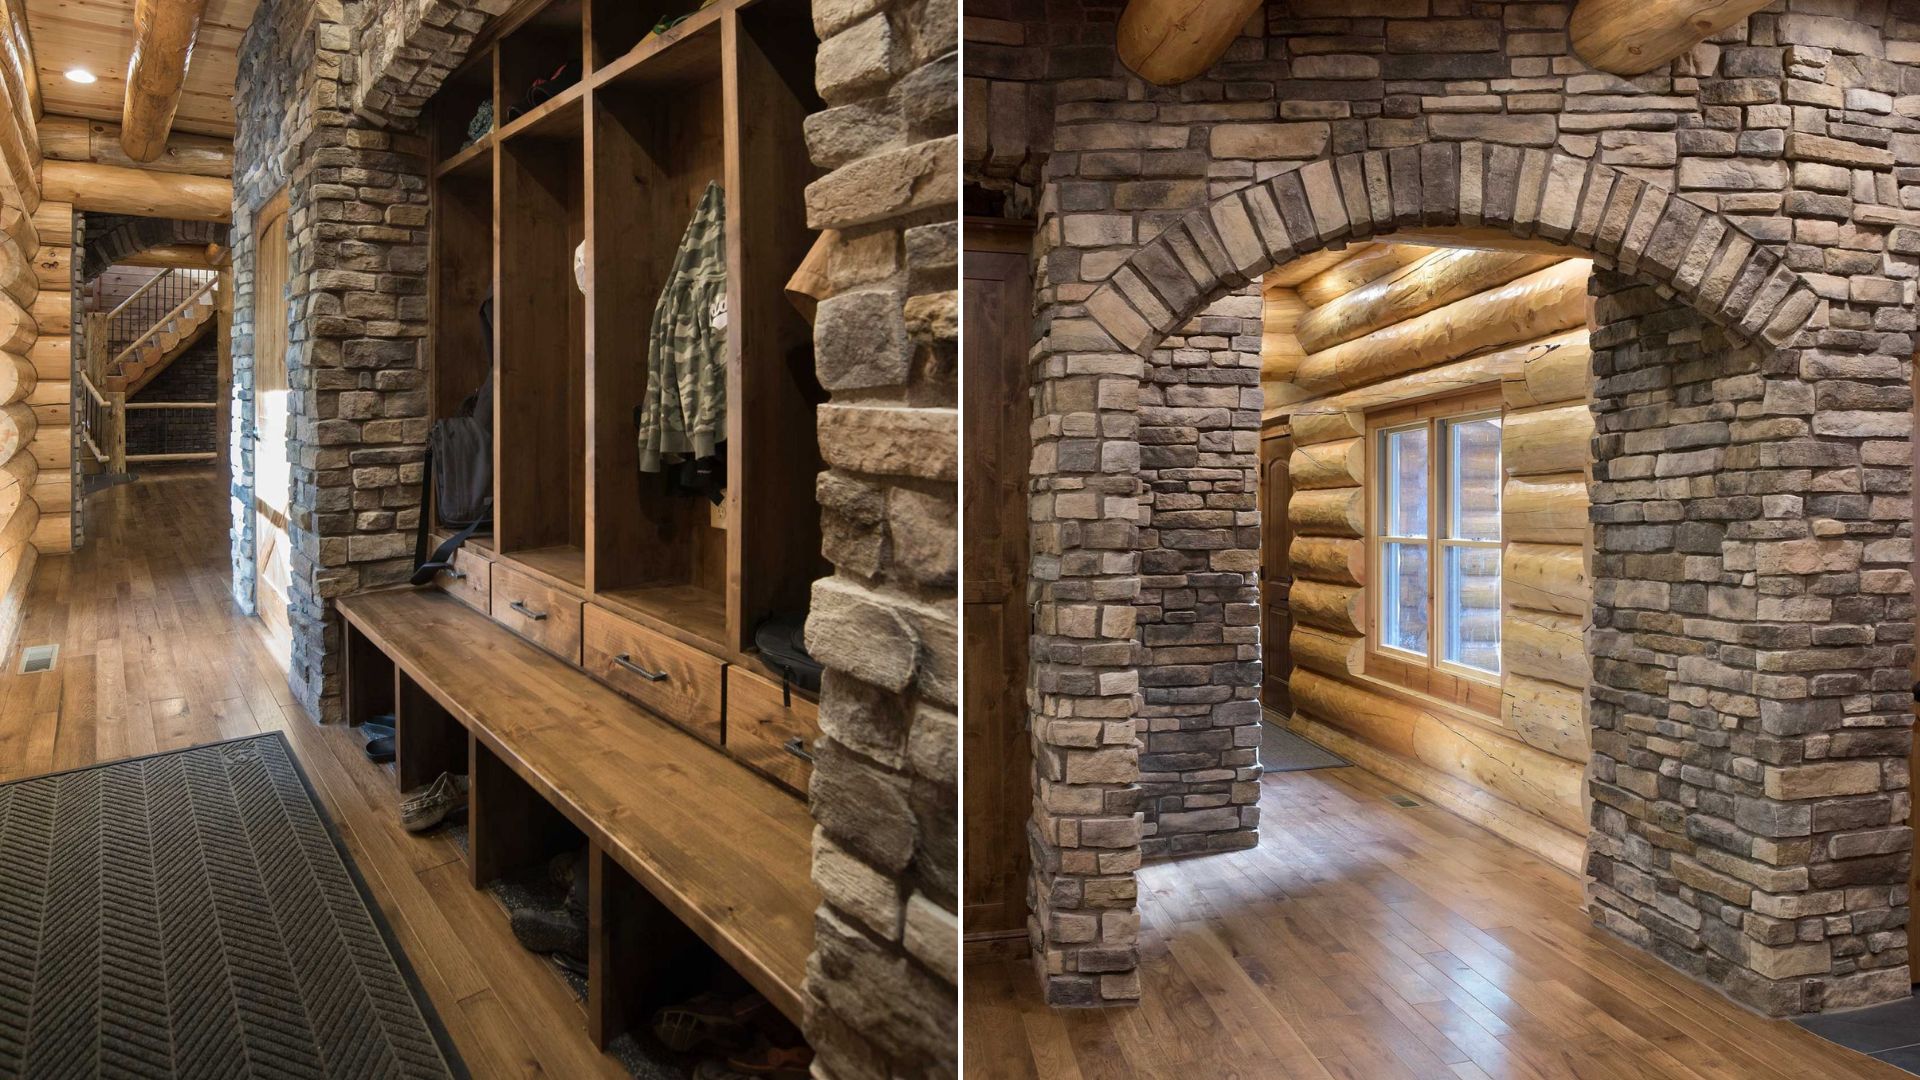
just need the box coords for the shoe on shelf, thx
[692,1038,813,1080]
[509,904,587,963]
[652,991,768,1054]
[400,772,469,833]
[363,735,396,764]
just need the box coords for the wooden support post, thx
[588,844,707,1049]
[83,311,106,385]
[468,733,578,889]
[394,669,466,793]
[122,0,213,163]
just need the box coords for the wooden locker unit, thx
[425,0,826,789]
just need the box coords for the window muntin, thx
[1369,397,1503,695]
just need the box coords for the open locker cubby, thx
[497,97,588,586]
[425,0,827,694]
[588,22,730,646]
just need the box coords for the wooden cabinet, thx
[491,563,585,664]
[725,667,819,794]
[583,604,725,746]
[424,0,827,789]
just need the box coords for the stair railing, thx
[103,267,218,356]
[77,370,125,475]
[108,272,219,377]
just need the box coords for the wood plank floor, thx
[0,466,630,1079]
[966,763,1914,1080]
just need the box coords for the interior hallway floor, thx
[966,759,1913,1080]
[0,466,632,1078]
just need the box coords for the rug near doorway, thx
[1261,719,1351,772]
[0,734,463,1079]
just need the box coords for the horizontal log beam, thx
[1288,437,1362,490]
[1116,0,1265,86]
[123,0,212,163]
[1290,487,1363,538]
[1296,244,1435,309]
[1569,0,1773,76]
[40,114,233,177]
[1501,330,1592,409]
[1504,401,1594,478]
[1288,535,1364,587]
[41,160,231,221]
[1291,669,1586,835]
[1505,542,1588,617]
[1296,249,1565,354]
[1503,673,1589,763]
[1295,260,1591,393]
[1505,472,1588,545]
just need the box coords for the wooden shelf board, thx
[594,4,725,91]
[594,583,728,651]
[435,133,495,180]
[496,81,587,143]
[504,544,587,590]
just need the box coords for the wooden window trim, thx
[1363,386,1504,716]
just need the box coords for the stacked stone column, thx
[1586,271,1914,1017]
[1135,308,1265,858]
[1025,225,1150,1003]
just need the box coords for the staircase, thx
[78,267,225,482]
[98,268,220,394]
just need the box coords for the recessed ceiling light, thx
[64,68,95,84]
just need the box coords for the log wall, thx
[0,21,44,656]
[1265,241,1595,872]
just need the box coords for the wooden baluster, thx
[108,390,125,473]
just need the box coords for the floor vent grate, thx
[18,644,57,674]
[1385,793,1424,809]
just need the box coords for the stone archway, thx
[1026,144,1911,1017]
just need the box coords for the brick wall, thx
[800,0,959,1075]
[970,0,1917,1016]
[126,338,218,457]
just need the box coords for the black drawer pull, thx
[614,654,667,682]
[783,737,814,763]
[509,600,546,621]
[445,570,467,581]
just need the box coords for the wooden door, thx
[1261,423,1294,716]
[252,189,291,666]
[962,219,1033,949]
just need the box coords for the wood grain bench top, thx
[335,587,818,1023]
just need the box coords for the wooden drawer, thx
[490,564,583,664]
[583,604,725,746]
[435,545,491,614]
[725,667,819,795]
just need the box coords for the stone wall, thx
[1587,272,1913,1015]
[799,0,959,1075]
[349,0,512,127]
[1135,319,1264,859]
[234,0,438,720]
[970,0,1918,1016]
[126,338,219,457]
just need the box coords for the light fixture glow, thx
[63,68,95,84]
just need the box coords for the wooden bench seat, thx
[335,587,817,1030]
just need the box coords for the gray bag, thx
[411,300,494,586]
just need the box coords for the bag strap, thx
[410,442,485,587]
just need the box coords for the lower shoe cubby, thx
[394,672,466,793]
[468,735,585,890]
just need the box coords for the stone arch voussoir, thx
[1082,145,1823,360]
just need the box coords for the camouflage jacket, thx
[639,180,728,472]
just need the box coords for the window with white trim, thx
[1368,390,1503,705]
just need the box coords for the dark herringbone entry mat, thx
[0,734,463,1079]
